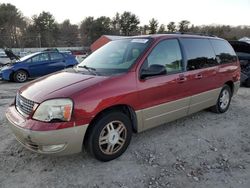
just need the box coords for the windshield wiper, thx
[77,65,98,75]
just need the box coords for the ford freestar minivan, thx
[6,34,240,161]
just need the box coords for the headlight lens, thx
[2,65,13,70]
[33,99,73,122]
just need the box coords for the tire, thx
[13,70,28,83]
[84,111,132,161]
[210,85,232,113]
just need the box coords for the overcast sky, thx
[2,0,250,26]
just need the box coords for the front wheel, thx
[13,70,28,83]
[84,112,132,161]
[210,85,232,113]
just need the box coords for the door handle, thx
[177,74,187,83]
[195,74,203,79]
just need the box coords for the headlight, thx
[33,99,73,122]
[2,65,13,70]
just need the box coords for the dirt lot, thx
[0,80,250,188]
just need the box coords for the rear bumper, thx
[6,106,88,155]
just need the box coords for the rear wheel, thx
[84,111,132,161]
[13,70,28,83]
[210,85,232,113]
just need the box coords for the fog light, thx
[41,144,66,152]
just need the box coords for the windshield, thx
[18,52,39,62]
[77,38,151,75]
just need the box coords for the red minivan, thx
[6,34,240,161]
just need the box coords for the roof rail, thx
[165,32,217,38]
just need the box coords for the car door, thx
[137,39,191,131]
[180,38,220,114]
[28,53,50,77]
[47,52,66,73]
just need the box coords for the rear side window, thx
[62,53,71,58]
[181,38,217,70]
[145,39,183,74]
[210,39,237,64]
[50,52,63,60]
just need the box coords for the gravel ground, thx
[0,80,250,188]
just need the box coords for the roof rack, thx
[165,32,217,38]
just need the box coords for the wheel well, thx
[11,69,30,79]
[224,81,234,93]
[92,105,137,133]
[83,105,138,146]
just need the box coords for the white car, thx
[0,51,10,67]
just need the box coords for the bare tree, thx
[57,20,79,47]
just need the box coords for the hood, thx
[19,71,109,103]
[1,62,16,68]
[229,41,250,53]
[4,49,20,60]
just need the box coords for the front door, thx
[137,39,191,131]
[28,53,50,77]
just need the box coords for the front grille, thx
[16,93,35,116]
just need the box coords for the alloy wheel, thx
[219,89,230,110]
[98,121,127,155]
[16,72,27,82]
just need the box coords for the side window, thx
[182,38,217,70]
[32,53,49,62]
[50,52,63,60]
[145,39,183,74]
[210,39,237,64]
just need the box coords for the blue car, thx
[0,50,78,82]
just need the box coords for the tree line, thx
[0,3,249,48]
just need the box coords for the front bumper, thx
[0,68,12,80]
[6,106,88,155]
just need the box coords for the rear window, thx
[210,39,237,64]
[62,53,73,58]
[181,38,217,70]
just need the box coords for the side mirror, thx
[140,64,166,79]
